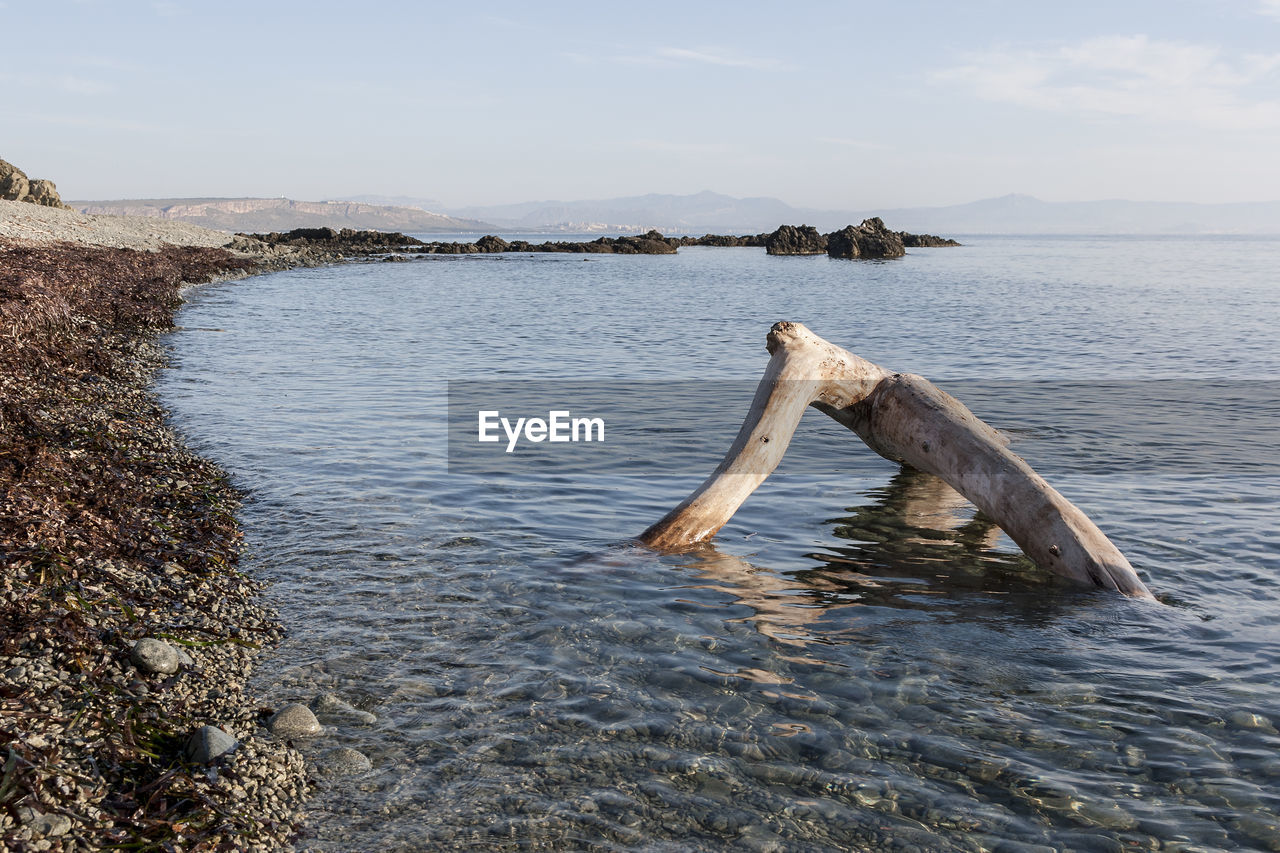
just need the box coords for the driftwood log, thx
[639,322,1153,599]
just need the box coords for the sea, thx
[158,234,1280,851]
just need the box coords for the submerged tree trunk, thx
[639,322,1154,599]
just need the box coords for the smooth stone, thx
[1229,710,1275,731]
[185,725,238,763]
[130,638,182,675]
[314,746,373,777]
[23,809,73,837]
[5,665,28,681]
[269,702,323,737]
[1073,799,1138,830]
[313,692,376,725]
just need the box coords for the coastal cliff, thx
[72,197,497,234]
[0,158,70,210]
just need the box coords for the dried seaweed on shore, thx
[1,241,306,851]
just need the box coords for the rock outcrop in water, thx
[475,234,509,253]
[235,222,957,266]
[0,158,70,209]
[678,233,769,247]
[239,227,681,260]
[503,230,677,254]
[765,224,828,255]
[899,231,961,247]
[755,220,960,258]
[827,217,906,259]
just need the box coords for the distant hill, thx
[439,191,1280,235]
[331,194,447,212]
[866,194,1280,236]
[72,193,1280,237]
[444,190,799,234]
[70,198,496,233]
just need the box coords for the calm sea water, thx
[159,236,1280,852]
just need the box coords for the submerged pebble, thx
[313,692,377,725]
[314,747,374,777]
[1228,710,1275,732]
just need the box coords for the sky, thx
[3,0,1280,209]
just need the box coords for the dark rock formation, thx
[679,233,769,247]
[765,224,828,255]
[827,217,906,259]
[239,223,953,263]
[241,228,681,261]
[246,227,424,250]
[899,231,961,247]
[423,230,677,255]
[475,234,509,253]
[0,158,70,209]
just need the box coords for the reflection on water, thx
[686,469,1028,648]
[159,238,1280,851]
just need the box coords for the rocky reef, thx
[0,158,70,209]
[766,218,959,259]
[900,231,962,247]
[236,222,958,265]
[827,217,905,259]
[677,233,769,247]
[239,227,681,259]
[765,224,829,255]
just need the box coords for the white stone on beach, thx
[130,638,182,675]
[269,702,323,738]
[19,807,73,837]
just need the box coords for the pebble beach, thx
[0,199,342,851]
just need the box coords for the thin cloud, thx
[655,47,790,71]
[603,46,791,71]
[630,138,736,154]
[937,35,1280,130]
[1260,0,1280,20]
[14,111,167,134]
[0,71,114,96]
[818,136,890,151]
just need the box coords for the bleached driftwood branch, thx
[639,322,1153,599]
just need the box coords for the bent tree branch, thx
[639,322,1153,599]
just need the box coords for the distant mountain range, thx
[430,191,1280,235]
[440,190,800,234]
[70,198,494,233]
[71,192,1280,235]
[866,194,1280,236]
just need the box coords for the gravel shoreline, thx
[0,202,354,851]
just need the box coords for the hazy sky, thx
[4,0,1280,208]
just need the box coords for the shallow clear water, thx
[159,237,1280,851]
